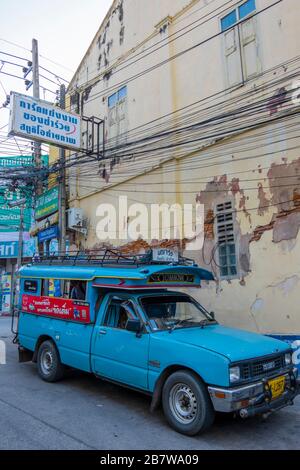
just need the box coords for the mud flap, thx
[18,347,33,363]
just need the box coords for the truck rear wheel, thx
[162,370,215,436]
[37,340,65,383]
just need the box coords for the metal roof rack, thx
[31,248,198,267]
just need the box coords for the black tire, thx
[37,340,65,382]
[162,370,215,436]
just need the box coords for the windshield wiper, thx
[198,319,213,328]
[169,317,195,333]
[169,317,215,333]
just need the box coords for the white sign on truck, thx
[152,248,179,263]
[8,92,81,150]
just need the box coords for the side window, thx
[221,0,259,86]
[24,280,39,294]
[41,279,49,296]
[49,279,63,297]
[215,201,238,279]
[41,279,87,300]
[104,298,136,330]
[41,279,63,298]
[108,86,128,144]
[69,281,87,301]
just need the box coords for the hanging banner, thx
[8,92,82,150]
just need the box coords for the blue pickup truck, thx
[16,251,300,436]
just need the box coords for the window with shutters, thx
[108,86,127,143]
[215,201,238,279]
[221,0,259,87]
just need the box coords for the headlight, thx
[229,366,240,383]
[285,352,292,366]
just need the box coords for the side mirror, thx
[210,311,215,321]
[126,319,142,333]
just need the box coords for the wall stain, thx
[266,87,288,116]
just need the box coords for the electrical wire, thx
[80,1,283,108]
[74,0,240,91]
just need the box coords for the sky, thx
[0,0,112,145]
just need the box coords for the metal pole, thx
[10,205,24,324]
[58,84,66,254]
[32,39,42,189]
[32,39,43,256]
[17,205,24,270]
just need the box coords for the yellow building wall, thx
[66,0,300,335]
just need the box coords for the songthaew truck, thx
[15,250,300,436]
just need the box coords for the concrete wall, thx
[66,0,300,336]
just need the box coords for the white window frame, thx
[220,0,261,88]
[107,86,128,142]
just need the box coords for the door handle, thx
[99,329,107,335]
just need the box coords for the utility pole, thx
[32,39,42,194]
[58,84,66,254]
[32,39,44,256]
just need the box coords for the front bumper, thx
[208,367,300,418]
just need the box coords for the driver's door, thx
[92,296,150,390]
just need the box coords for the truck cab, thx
[16,250,300,436]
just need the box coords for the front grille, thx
[241,363,251,380]
[240,355,285,380]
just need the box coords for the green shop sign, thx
[0,189,33,232]
[0,155,49,232]
[0,155,48,168]
[35,187,59,221]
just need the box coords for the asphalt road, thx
[0,317,299,450]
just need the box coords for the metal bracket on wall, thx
[82,115,105,160]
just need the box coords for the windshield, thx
[140,295,214,332]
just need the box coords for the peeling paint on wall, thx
[239,234,251,274]
[270,275,300,296]
[273,211,300,243]
[251,297,264,313]
[268,157,300,210]
[89,238,185,257]
[196,174,253,279]
[251,158,300,243]
[257,183,270,216]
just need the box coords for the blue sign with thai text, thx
[38,225,59,243]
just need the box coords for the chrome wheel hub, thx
[169,383,198,424]
[40,349,54,375]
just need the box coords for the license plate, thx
[268,376,285,400]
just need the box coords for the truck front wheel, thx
[162,370,215,436]
[37,340,65,383]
